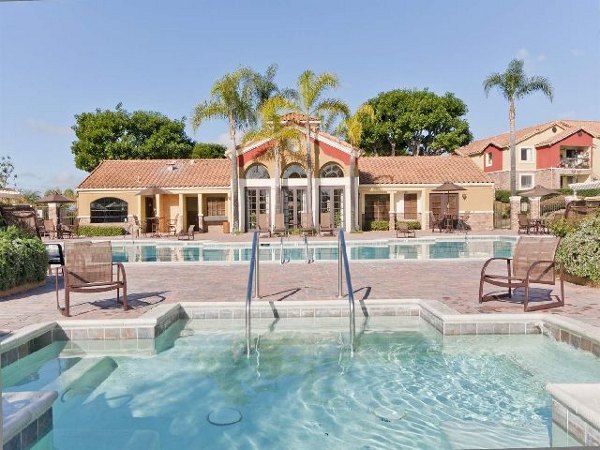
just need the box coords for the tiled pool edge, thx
[2,299,600,448]
[547,384,600,446]
[2,391,56,450]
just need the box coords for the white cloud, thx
[515,48,547,70]
[25,119,72,136]
[570,49,586,57]
[213,132,232,148]
[51,170,81,188]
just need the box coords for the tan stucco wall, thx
[77,191,139,218]
[593,137,600,179]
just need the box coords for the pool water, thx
[4,317,599,449]
[110,237,515,263]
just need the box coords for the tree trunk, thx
[413,138,420,156]
[274,146,281,213]
[509,98,516,196]
[391,141,396,157]
[305,116,314,227]
[229,117,240,233]
[349,151,356,231]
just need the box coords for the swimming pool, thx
[110,236,516,263]
[4,316,599,449]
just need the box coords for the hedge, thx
[368,220,389,231]
[556,214,600,284]
[396,220,422,230]
[0,226,47,292]
[77,225,126,237]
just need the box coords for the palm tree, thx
[483,59,553,196]
[242,96,303,215]
[289,70,350,227]
[337,104,375,230]
[192,68,256,232]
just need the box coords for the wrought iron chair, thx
[479,237,564,312]
[56,241,127,317]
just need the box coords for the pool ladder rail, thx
[245,229,356,358]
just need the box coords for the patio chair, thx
[395,221,415,238]
[56,241,128,317]
[126,216,141,239]
[457,211,471,232]
[300,213,315,236]
[273,213,287,236]
[168,214,180,235]
[479,236,564,312]
[429,212,443,233]
[319,212,334,236]
[257,214,271,238]
[178,225,195,240]
[59,218,79,239]
[518,214,535,234]
[43,219,58,239]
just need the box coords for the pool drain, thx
[373,406,405,422]
[207,408,242,426]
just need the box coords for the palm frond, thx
[191,101,227,132]
[315,98,350,120]
[517,75,554,101]
[483,73,505,97]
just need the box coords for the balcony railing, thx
[559,157,590,169]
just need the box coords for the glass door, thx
[282,187,305,230]
[320,187,344,228]
[246,188,270,231]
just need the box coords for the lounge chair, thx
[168,213,180,235]
[320,212,334,236]
[257,214,271,238]
[479,236,564,312]
[273,213,287,236]
[59,218,79,239]
[56,241,128,317]
[395,221,415,238]
[301,212,315,236]
[178,225,195,240]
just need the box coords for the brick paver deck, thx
[1,253,598,340]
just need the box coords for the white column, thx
[197,193,204,232]
[178,193,185,232]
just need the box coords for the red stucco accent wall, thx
[536,130,593,169]
[483,144,503,172]
[317,140,351,165]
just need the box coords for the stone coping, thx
[547,383,600,446]
[2,391,57,445]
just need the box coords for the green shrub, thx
[368,220,389,231]
[495,190,511,203]
[579,188,600,198]
[556,215,600,283]
[396,220,421,230]
[547,217,584,237]
[77,225,125,237]
[557,188,574,196]
[0,226,47,292]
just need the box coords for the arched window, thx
[283,164,307,179]
[245,164,270,179]
[320,163,344,178]
[90,197,128,223]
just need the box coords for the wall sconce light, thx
[462,193,467,201]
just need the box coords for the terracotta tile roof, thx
[78,159,231,189]
[359,156,492,185]
[280,112,320,124]
[455,120,600,156]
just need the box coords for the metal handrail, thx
[245,231,259,357]
[280,236,289,264]
[337,229,356,356]
[303,235,313,264]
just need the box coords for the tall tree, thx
[0,156,16,188]
[288,70,349,227]
[337,104,375,230]
[361,89,472,156]
[484,59,553,196]
[191,143,227,159]
[71,104,195,172]
[191,68,257,233]
[242,96,303,215]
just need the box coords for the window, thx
[245,164,270,179]
[282,164,307,179]
[206,197,226,217]
[485,152,493,167]
[520,147,534,162]
[519,174,534,190]
[320,163,344,178]
[90,197,128,223]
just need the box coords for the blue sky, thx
[1,0,599,191]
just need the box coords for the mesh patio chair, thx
[44,220,58,239]
[429,212,443,233]
[301,212,315,236]
[257,214,271,238]
[518,214,535,234]
[56,241,127,317]
[319,212,334,236]
[273,213,287,237]
[479,236,564,312]
[395,221,416,238]
[168,213,180,235]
